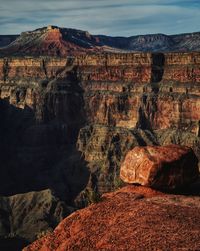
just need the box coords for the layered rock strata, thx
[1,52,200,195]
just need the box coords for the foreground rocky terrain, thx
[1,50,200,249]
[24,186,200,251]
[24,145,200,250]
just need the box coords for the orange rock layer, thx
[1,52,200,133]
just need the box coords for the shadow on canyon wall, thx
[0,97,90,205]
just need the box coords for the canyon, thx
[1,31,200,249]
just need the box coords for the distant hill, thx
[0,35,19,47]
[1,25,200,56]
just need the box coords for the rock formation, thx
[1,52,200,196]
[120,145,199,190]
[23,186,200,251]
[2,26,200,56]
[0,51,200,248]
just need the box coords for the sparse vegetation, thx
[85,188,102,205]
[113,175,124,190]
[36,228,53,239]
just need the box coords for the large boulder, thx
[120,145,199,190]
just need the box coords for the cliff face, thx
[1,52,200,244]
[1,53,200,194]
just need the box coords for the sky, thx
[0,0,200,36]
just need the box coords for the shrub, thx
[36,229,52,239]
[85,189,102,205]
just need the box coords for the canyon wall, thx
[1,52,200,242]
[0,53,200,243]
[1,53,200,192]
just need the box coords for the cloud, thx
[0,0,200,35]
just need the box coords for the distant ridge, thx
[1,25,200,56]
[0,35,19,48]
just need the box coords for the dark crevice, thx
[151,53,165,83]
[3,58,9,82]
[42,59,48,79]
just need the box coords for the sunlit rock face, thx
[163,53,200,83]
[120,145,199,190]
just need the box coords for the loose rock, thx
[120,144,199,190]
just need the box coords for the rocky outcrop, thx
[120,145,199,190]
[0,26,104,57]
[23,186,200,251]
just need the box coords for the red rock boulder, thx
[120,145,199,190]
